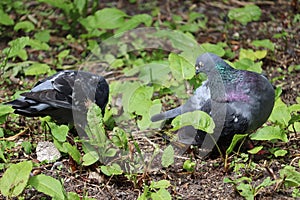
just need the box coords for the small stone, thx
[36,141,61,162]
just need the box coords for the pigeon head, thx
[195,53,232,75]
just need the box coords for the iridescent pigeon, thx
[151,53,275,152]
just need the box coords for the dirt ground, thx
[1,0,300,199]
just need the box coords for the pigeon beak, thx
[195,61,203,75]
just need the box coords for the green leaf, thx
[150,180,171,189]
[22,141,32,154]
[29,174,66,200]
[85,103,107,145]
[228,4,261,25]
[34,30,51,42]
[100,163,123,176]
[111,127,128,150]
[201,43,225,56]
[280,165,300,187]
[14,21,35,32]
[171,111,215,134]
[161,145,174,168]
[0,104,14,117]
[49,123,69,142]
[82,151,99,166]
[74,0,86,15]
[67,192,81,200]
[183,160,196,171]
[250,126,288,142]
[128,86,154,114]
[236,183,254,200]
[151,188,172,200]
[139,62,171,86]
[234,58,262,73]
[269,98,291,127]
[28,39,50,51]
[0,161,32,197]
[256,177,275,190]
[63,143,81,164]
[247,146,263,154]
[155,30,198,55]
[0,9,14,25]
[24,63,50,76]
[4,36,30,60]
[251,39,275,51]
[80,8,127,30]
[239,49,267,60]
[117,14,152,33]
[226,134,247,154]
[274,149,288,157]
[169,53,195,80]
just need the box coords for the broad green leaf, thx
[226,134,247,154]
[251,39,275,51]
[63,143,81,164]
[49,123,68,142]
[67,192,80,200]
[169,53,194,80]
[117,14,152,33]
[128,86,154,114]
[171,111,215,134]
[274,149,288,157]
[280,165,300,187]
[14,21,35,32]
[0,9,14,25]
[111,127,128,150]
[0,104,14,116]
[29,174,66,200]
[151,188,172,200]
[22,141,32,154]
[269,98,291,127]
[34,30,51,42]
[247,146,263,154]
[201,43,225,56]
[254,50,267,59]
[236,183,254,200]
[250,126,288,142]
[100,163,123,176]
[74,0,86,15]
[0,161,32,197]
[137,99,162,130]
[80,8,127,30]
[38,0,72,15]
[138,62,171,87]
[256,177,275,190]
[4,36,30,60]
[161,145,174,168]
[155,30,198,54]
[24,63,50,76]
[150,180,171,189]
[228,4,261,25]
[234,58,262,73]
[239,49,267,60]
[82,151,99,166]
[28,39,50,50]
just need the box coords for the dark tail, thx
[151,107,183,122]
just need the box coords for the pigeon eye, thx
[198,61,204,67]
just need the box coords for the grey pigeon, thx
[5,70,109,127]
[151,53,275,152]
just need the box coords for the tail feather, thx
[151,107,183,122]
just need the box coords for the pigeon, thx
[151,53,275,153]
[5,70,109,127]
